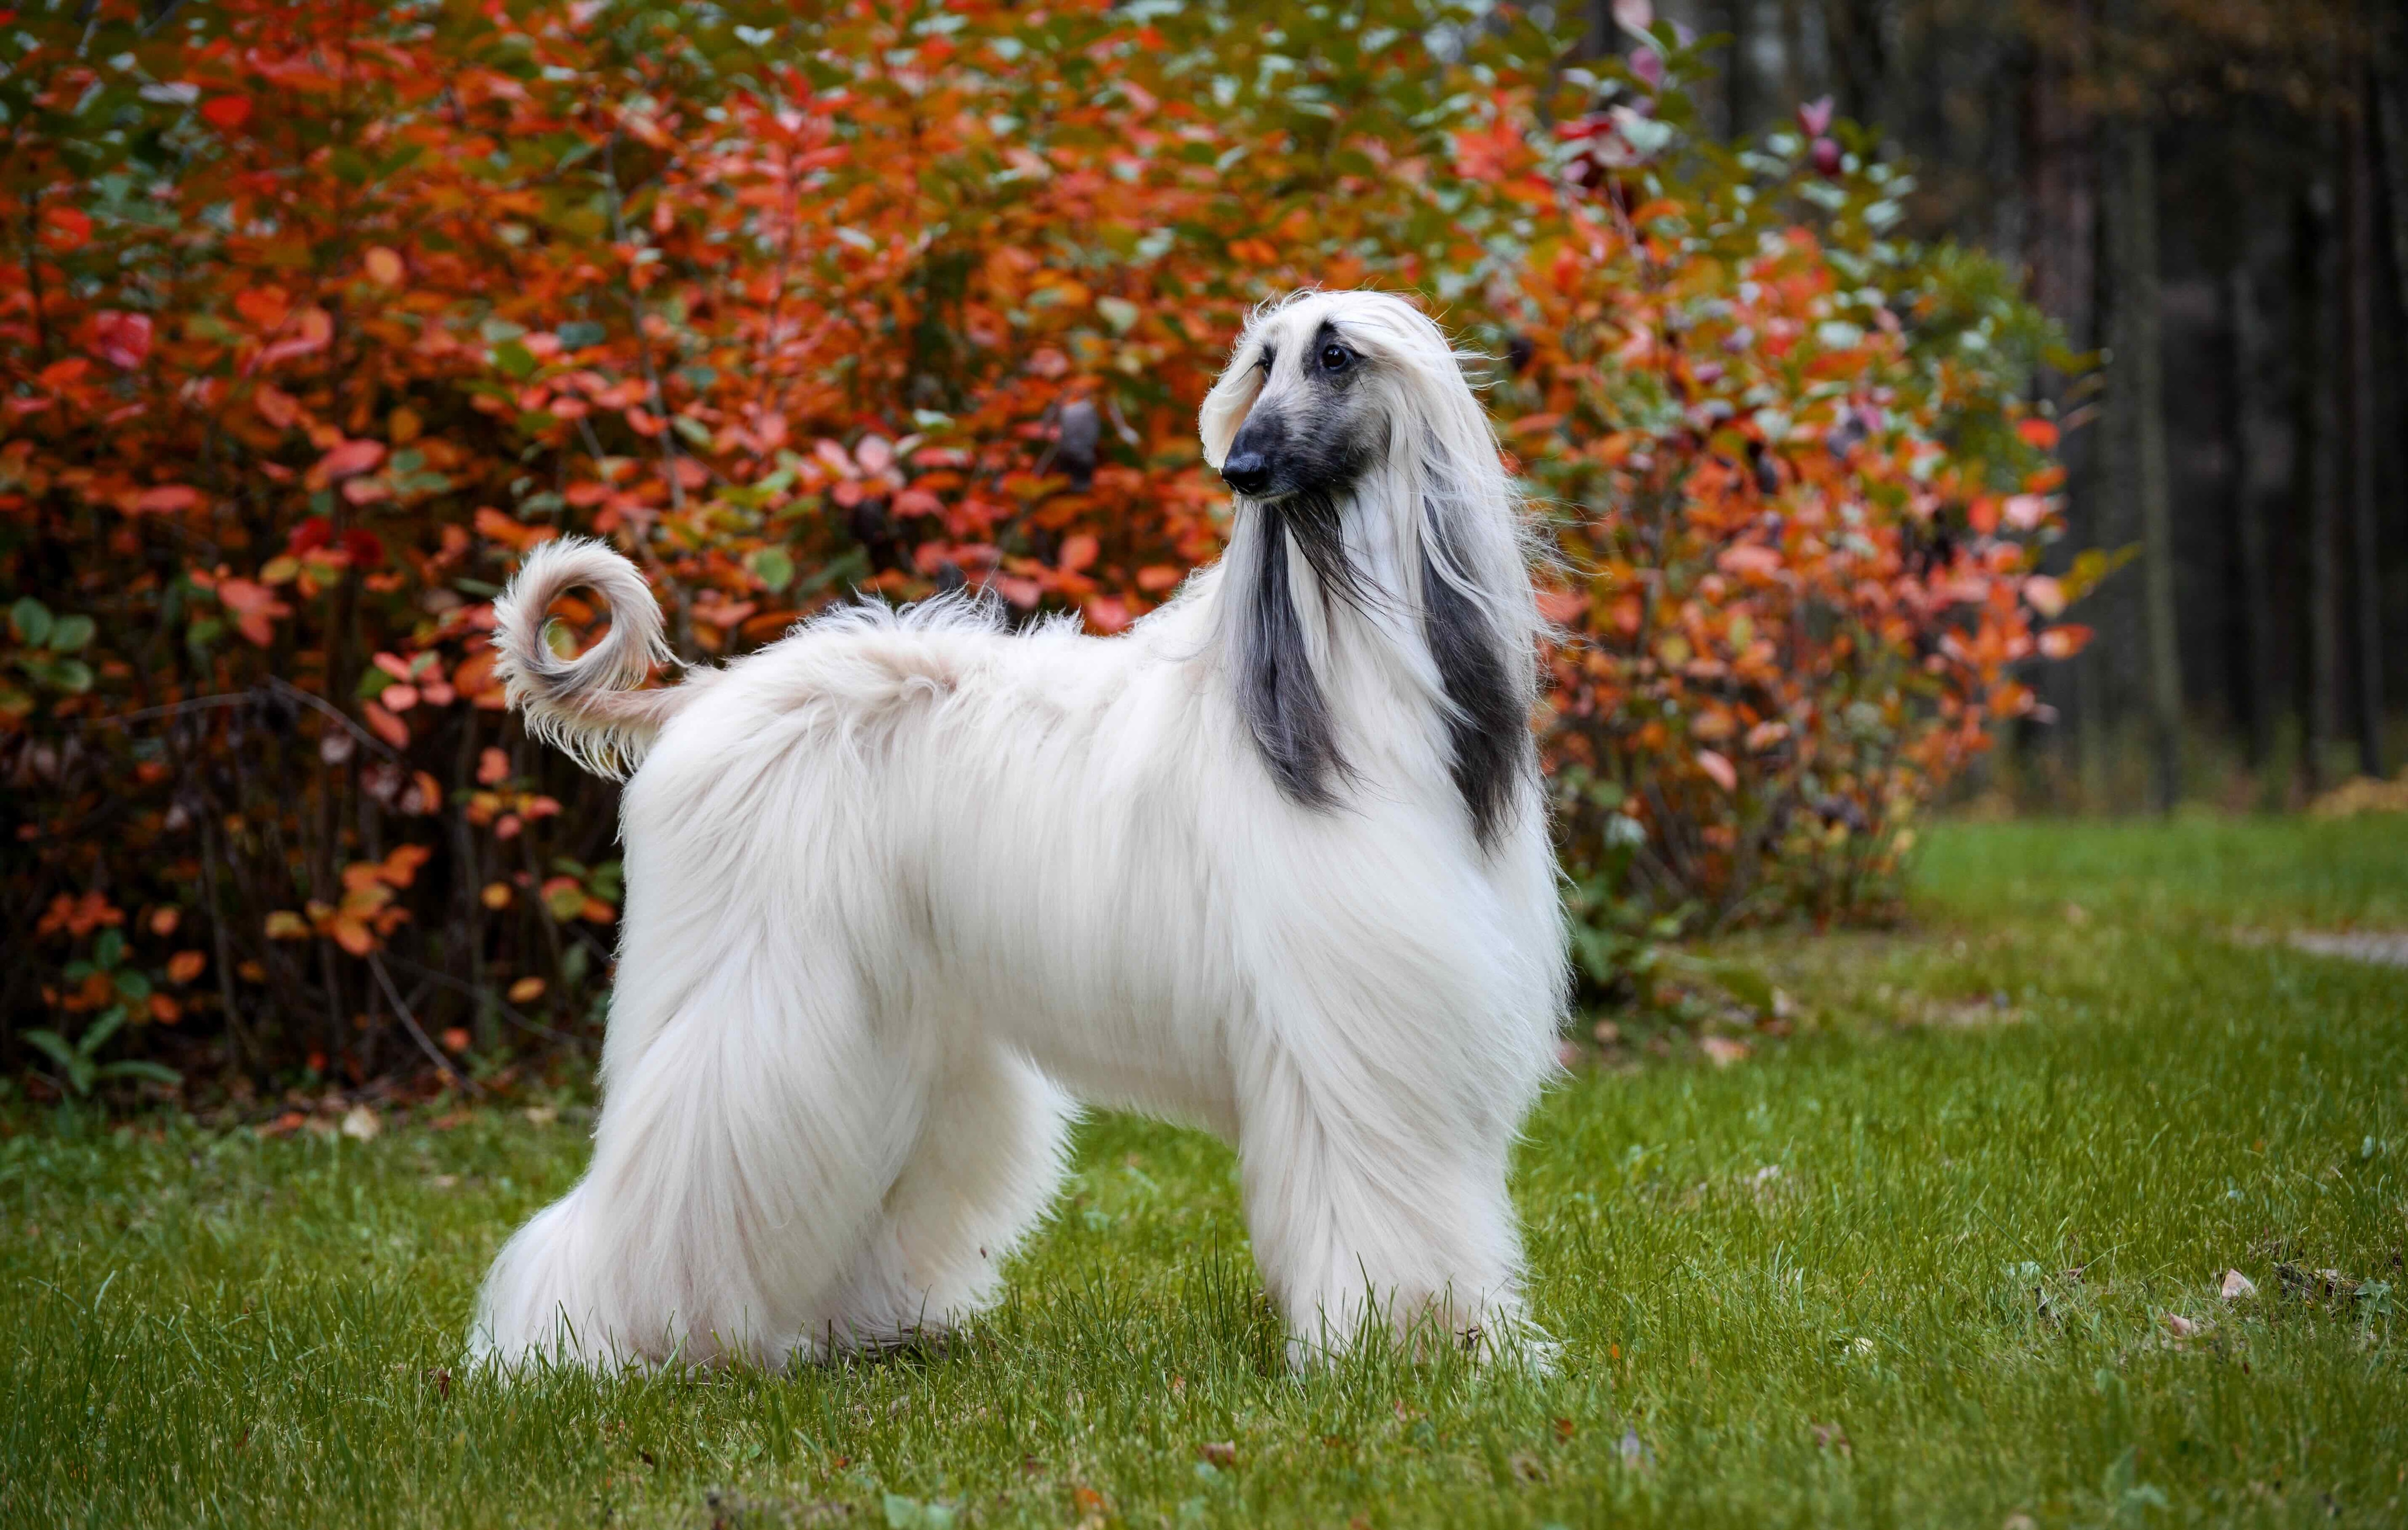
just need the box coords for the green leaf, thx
[35,659,94,694]
[114,970,153,1002]
[10,597,52,647]
[46,614,94,652]
[752,546,794,594]
[21,1029,78,1071]
[94,928,125,969]
[492,339,539,380]
[81,1006,128,1056]
[556,320,607,350]
[98,1060,183,1088]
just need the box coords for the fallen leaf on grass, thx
[1197,1441,1235,1467]
[1811,1421,1852,1457]
[1700,1036,1752,1068]
[2220,1269,2257,1300]
[2276,1263,2363,1301]
[2159,1312,2200,1338]
[340,1104,380,1141]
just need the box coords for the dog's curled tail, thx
[493,536,694,779]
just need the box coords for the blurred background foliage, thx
[5,0,2101,1098]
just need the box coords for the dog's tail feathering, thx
[492,536,694,778]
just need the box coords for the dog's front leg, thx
[1233,1038,1539,1369]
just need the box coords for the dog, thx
[469,290,1568,1372]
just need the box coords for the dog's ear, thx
[1234,512,1348,810]
[1199,336,1267,471]
[1419,498,1531,847]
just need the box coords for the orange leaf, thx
[2037,624,2091,660]
[363,246,405,286]
[380,844,432,887]
[1716,545,1783,580]
[1060,533,1099,572]
[167,950,207,985]
[507,976,546,1004]
[362,701,410,749]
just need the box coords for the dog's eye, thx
[1319,342,1354,373]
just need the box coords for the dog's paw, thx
[1462,1319,1560,1377]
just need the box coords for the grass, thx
[3,816,2404,1528]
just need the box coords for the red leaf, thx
[133,485,202,514]
[38,207,91,251]
[315,439,386,480]
[92,312,153,369]
[200,95,252,130]
[2015,418,2059,450]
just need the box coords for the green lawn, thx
[4,818,2403,1528]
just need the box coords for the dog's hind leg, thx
[801,1046,1074,1359]
[471,955,918,1372]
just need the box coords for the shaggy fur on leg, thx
[469,290,1568,1372]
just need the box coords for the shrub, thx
[1486,31,2096,990]
[0,2,2075,1092]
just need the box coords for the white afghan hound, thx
[469,290,1567,1373]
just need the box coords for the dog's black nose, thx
[1221,450,1271,495]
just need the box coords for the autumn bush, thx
[1,0,2081,1095]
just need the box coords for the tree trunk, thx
[2107,114,2182,810]
[2223,262,2277,771]
[2344,72,2386,779]
[1820,0,1885,126]
[1724,0,1756,139]
[2022,11,2099,796]
[2380,23,2408,330]
[2293,172,2344,796]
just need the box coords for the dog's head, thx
[1198,291,1539,847]
[1199,289,1479,497]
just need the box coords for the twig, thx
[367,951,480,1093]
[267,675,402,760]
[380,951,582,1048]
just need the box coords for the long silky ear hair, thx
[1363,294,1542,848]
[1201,319,1349,809]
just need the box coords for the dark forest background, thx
[1612,0,2404,811]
